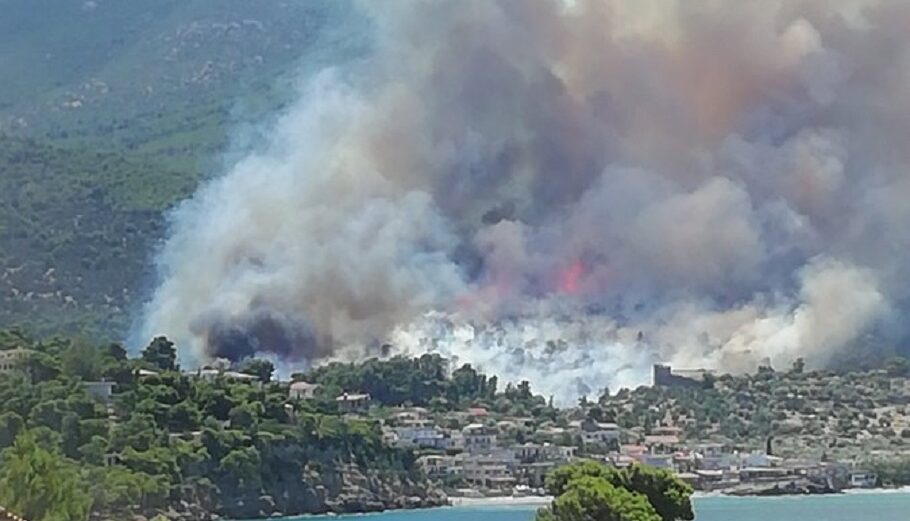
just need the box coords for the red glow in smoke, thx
[559,260,584,294]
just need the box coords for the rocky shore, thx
[98,463,448,521]
[724,478,839,497]
[215,464,444,520]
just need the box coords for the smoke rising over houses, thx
[140,0,910,401]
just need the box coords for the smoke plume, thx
[140,0,910,401]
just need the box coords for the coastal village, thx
[1,346,903,498]
[284,361,910,499]
[3,338,910,519]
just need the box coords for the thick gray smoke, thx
[140,0,910,401]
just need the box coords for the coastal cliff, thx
[215,463,447,519]
[115,463,447,521]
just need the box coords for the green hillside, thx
[0,136,189,337]
[0,0,368,339]
[0,0,368,168]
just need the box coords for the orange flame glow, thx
[559,260,584,294]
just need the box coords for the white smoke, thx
[140,0,910,400]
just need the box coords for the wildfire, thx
[559,260,584,295]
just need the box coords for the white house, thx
[850,470,878,488]
[742,452,783,468]
[391,407,429,423]
[191,368,261,386]
[461,454,516,490]
[84,381,116,403]
[394,426,450,449]
[514,442,576,463]
[577,420,621,445]
[289,381,320,400]
[463,423,497,453]
[222,371,260,383]
[418,454,464,480]
[336,393,371,413]
[194,368,222,381]
[0,348,33,373]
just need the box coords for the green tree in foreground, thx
[539,461,693,521]
[538,476,660,521]
[0,430,92,521]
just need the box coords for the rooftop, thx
[223,371,259,381]
[336,393,371,401]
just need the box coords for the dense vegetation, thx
[537,461,693,521]
[0,330,437,521]
[0,0,368,339]
[300,355,555,417]
[0,0,367,154]
[0,137,188,337]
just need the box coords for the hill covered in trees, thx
[0,330,445,520]
[0,137,190,337]
[0,0,367,339]
[0,0,366,154]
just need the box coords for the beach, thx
[447,496,553,507]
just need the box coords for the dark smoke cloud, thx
[198,308,327,362]
[140,0,910,400]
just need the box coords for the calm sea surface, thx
[283,491,910,521]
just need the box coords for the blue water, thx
[292,492,910,521]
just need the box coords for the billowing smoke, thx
[140,0,910,401]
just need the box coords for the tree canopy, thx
[540,461,693,521]
[0,332,436,520]
[0,430,92,521]
[141,336,177,372]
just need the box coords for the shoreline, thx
[224,489,910,519]
[447,496,553,507]
[692,485,910,499]
[442,486,910,507]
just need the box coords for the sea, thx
[278,491,910,521]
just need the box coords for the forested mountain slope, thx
[0,0,367,338]
[0,136,187,336]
